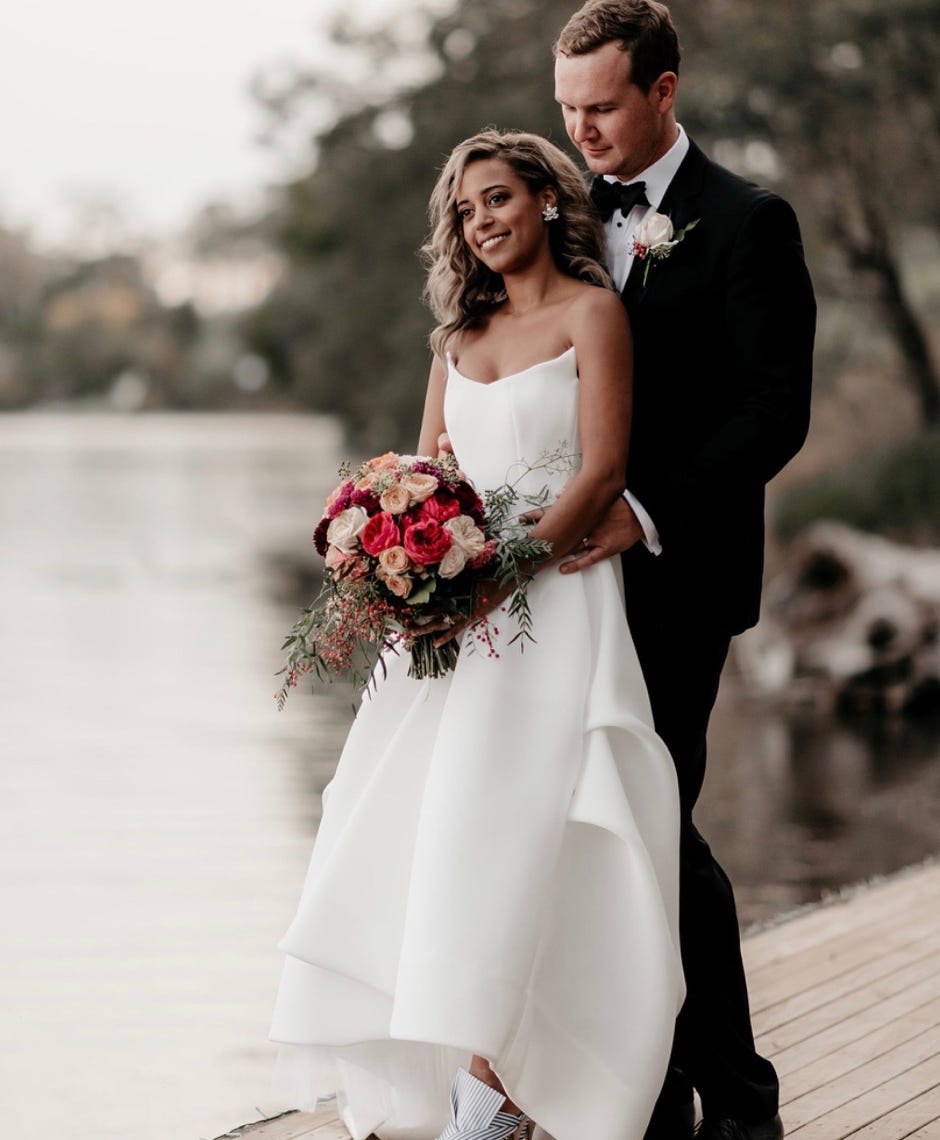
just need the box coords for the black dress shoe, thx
[696,1114,784,1140]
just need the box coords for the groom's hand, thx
[560,496,645,574]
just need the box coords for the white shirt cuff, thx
[624,489,662,556]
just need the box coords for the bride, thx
[270,129,684,1140]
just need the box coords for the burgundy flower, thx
[411,460,439,476]
[326,480,354,519]
[403,519,453,566]
[454,481,486,522]
[351,488,380,512]
[360,512,401,556]
[313,516,330,556]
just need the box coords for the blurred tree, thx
[0,225,49,407]
[687,0,940,425]
[248,0,940,445]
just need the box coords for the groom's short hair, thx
[554,0,681,93]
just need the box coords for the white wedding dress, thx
[270,347,684,1140]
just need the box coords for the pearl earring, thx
[542,204,559,222]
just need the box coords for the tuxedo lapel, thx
[656,137,708,230]
[621,139,709,310]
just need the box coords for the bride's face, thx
[455,158,555,273]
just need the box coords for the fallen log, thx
[736,522,940,715]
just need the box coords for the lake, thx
[1,413,936,1140]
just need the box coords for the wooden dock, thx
[221,860,940,1140]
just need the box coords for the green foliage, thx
[774,430,940,542]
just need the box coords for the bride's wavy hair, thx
[423,130,612,356]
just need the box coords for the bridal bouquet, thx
[276,451,555,707]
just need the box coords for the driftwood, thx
[736,522,940,714]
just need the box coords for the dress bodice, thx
[444,347,581,503]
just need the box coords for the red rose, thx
[419,491,461,523]
[360,512,400,555]
[403,519,453,566]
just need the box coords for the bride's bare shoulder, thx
[563,283,629,335]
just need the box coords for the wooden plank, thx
[788,1057,940,1137]
[748,909,940,1016]
[779,995,940,1101]
[743,865,940,970]
[756,948,938,1053]
[785,1047,940,1134]
[752,936,936,1038]
[906,1117,940,1140]
[311,1124,357,1139]
[841,1084,940,1139]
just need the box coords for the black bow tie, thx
[590,176,649,222]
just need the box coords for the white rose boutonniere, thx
[632,212,700,286]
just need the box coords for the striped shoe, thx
[436,1068,530,1140]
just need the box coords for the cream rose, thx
[634,211,675,250]
[438,544,468,579]
[326,506,369,553]
[401,472,439,503]
[444,515,487,557]
[378,545,411,573]
[379,484,412,514]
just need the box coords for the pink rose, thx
[360,512,401,555]
[370,451,400,472]
[324,545,353,576]
[385,574,412,598]
[376,567,412,598]
[403,519,453,566]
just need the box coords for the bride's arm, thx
[526,289,632,560]
[416,355,448,456]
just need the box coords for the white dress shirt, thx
[602,125,690,556]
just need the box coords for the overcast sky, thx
[0,0,427,248]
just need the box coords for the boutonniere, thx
[632,213,700,286]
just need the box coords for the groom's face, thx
[555,40,672,182]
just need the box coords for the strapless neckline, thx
[447,345,575,387]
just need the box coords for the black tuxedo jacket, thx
[616,138,816,634]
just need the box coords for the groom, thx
[553,3,815,1139]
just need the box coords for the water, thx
[1,413,937,1139]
